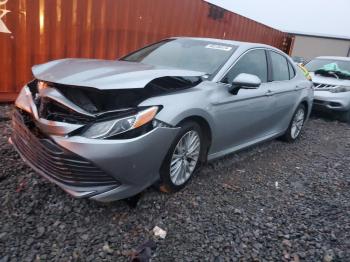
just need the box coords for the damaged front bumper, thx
[11,85,179,202]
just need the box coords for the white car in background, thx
[305,56,350,122]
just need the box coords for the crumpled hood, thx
[310,72,350,86]
[32,58,205,90]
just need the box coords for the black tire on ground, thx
[281,104,306,142]
[158,121,205,193]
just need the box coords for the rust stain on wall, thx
[0,0,292,102]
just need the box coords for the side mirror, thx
[228,73,261,95]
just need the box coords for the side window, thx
[288,62,296,79]
[270,51,290,81]
[222,49,268,83]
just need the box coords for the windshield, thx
[305,59,350,72]
[121,39,237,75]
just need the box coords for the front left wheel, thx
[158,121,205,193]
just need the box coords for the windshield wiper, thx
[333,71,350,80]
[315,70,337,78]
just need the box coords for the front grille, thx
[313,83,336,89]
[11,109,119,187]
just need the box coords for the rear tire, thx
[281,104,306,142]
[158,121,205,193]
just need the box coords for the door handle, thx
[265,90,275,96]
[295,85,304,91]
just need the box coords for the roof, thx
[172,36,274,49]
[315,56,350,61]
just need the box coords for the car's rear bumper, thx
[11,109,179,202]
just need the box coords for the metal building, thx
[289,32,350,62]
[0,0,292,102]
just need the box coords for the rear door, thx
[266,51,301,132]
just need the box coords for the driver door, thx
[211,49,276,153]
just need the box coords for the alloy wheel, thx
[170,130,201,186]
[291,108,305,139]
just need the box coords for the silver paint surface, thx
[13,38,314,201]
[311,72,350,111]
[32,59,204,89]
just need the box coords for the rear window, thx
[270,51,290,81]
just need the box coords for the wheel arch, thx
[176,115,213,163]
[300,99,309,114]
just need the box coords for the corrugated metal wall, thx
[0,0,291,102]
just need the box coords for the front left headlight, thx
[330,86,350,93]
[82,106,159,139]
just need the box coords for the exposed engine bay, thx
[26,75,202,126]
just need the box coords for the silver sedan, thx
[11,37,313,202]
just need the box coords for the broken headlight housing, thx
[82,106,159,139]
[330,86,350,93]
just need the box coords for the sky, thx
[206,0,350,39]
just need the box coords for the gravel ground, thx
[1,104,349,261]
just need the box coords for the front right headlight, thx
[81,106,159,139]
[330,86,350,93]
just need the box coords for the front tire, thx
[281,104,306,142]
[158,121,204,193]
